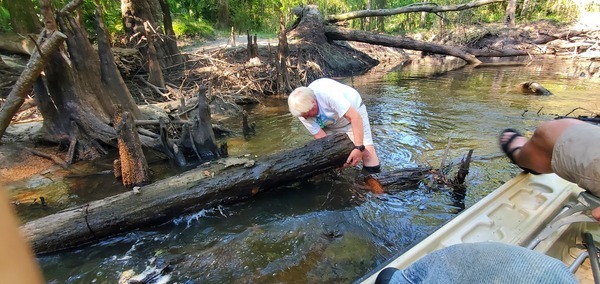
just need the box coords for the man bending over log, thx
[288,78,381,174]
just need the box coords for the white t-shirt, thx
[299,78,363,135]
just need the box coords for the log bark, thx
[325,0,504,23]
[0,33,38,55]
[324,26,482,64]
[378,166,431,192]
[113,109,150,187]
[288,5,379,77]
[175,87,222,161]
[277,10,292,93]
[21,133,354,254]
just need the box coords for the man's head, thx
[288,87,317,118]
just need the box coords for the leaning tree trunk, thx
[30,0,142,161]
[0,32,67,140]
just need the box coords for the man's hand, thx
[344,149,363,168]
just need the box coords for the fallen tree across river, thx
[21,134,355,254]
[21,133,444,254]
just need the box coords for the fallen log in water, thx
[21,133,443,254]
[22,133,353,254]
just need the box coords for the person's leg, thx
[502,119,600,220]
[385,242,578,284]
[363,145,380,168]
[500,119,584,174]
[357,105,380,170]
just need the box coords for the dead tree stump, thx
[113,107,150,187]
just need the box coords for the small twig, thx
[563,107,591,117]
[536,107,543,116]
[135,75,170,97]
[439,137,451,174]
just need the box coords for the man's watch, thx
[354,145,365,152]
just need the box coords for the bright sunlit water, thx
[37,57,599,283]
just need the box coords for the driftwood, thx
[0,33,37,55]
[518,81,553,96]
[21,134,354,254]
[377,166,432,192]
[532,29,592,45]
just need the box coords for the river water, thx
[36,57,599,283]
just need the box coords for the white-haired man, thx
[288,78,381,174]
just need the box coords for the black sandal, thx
[499,128,541,175]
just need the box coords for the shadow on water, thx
[36,57,600,283]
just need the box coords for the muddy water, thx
[33,58,599,283]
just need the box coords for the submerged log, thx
[378,166,432,192]
[22,133,354,254]
[518,81,553,96]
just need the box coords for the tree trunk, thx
[146,32,166,88]
[288,5,378,77]
[27,0,141,161]
[216,0,231,30]
[4,0,42,34]
[277,10,292,94]
[521,0,533,17]
[177,87,222,161]
[121,0,183,70]
[505,0,517,27]
[157,0,180,64]
[113,108,150,187]
[21,133,354,254]
[419,0,427,28]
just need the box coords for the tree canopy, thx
[1,0,598,39]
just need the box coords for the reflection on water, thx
[38,58,599,283]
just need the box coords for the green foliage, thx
[521,0,581,23]
[0,5,11,32]
[173,17,216,39]
[2,0,597,44]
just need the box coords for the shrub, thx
[172,18,215,39]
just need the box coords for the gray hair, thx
[288,87,316,117]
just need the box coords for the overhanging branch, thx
[325,0,505,23]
